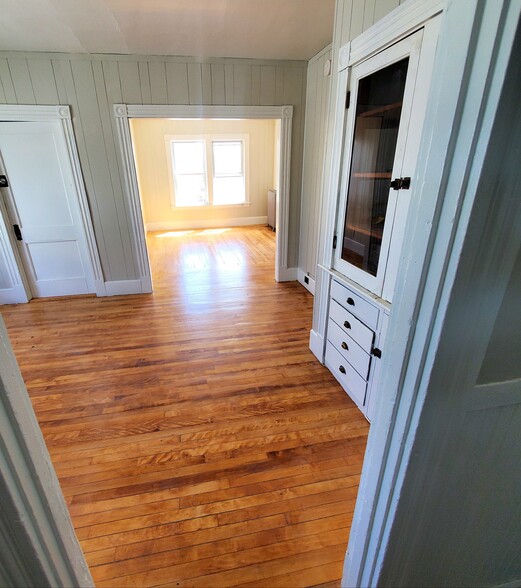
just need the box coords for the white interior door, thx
[0,121,96,298]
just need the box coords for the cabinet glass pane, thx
[341,58,409,276]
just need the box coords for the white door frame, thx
[113,104,294,286]
[0,105,105,302]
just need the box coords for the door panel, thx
[0,121,95,299]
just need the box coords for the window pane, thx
[172,141,205,174]
[341,58,409,276]
[213,177,245,205]
[213,141,242,176]
[175,174,207,206]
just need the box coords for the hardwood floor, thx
[1,226,369,587]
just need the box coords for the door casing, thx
[0,105,104,304]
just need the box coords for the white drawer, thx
[330,280,379,330]
[327,318,371,379]
[325,342,367,409]
[329,299,374,353]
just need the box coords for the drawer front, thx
[325,343,367,408]
[330,280,379,330]
[327,318,371,379]
[329,299,374,353]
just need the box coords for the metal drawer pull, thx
[341,342,348,350]
[347,297,355,306]
[343,320,351,329]
[339,365,346,374]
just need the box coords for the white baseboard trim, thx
[104,279,144,296]
[146,216,268,231]
[278,267,298,282]
[298,269,316,295]
[0,284,30,305]
[140,275,153,294]
[94,279,107,297]
[309,329,325,363]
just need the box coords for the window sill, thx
[171,203,251,210]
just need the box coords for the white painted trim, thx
[297,269,315,295]
[104,279,144,297]
[0,105,105,299]
[113,104,293,286]
[0,317,93,586]
[146,217,268,232]
[339,0,444,71]
[309,329,325,362]
[277,267,298,282]
[343,0,520,585]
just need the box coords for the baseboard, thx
[104,280,144,296]
[298,269,315,295]
[309,329,325,363]
[94,279,107,297]
[146,216,268,231]
[277,267,298,282]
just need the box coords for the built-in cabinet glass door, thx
[341,58,408,275]
[334,30,424,299]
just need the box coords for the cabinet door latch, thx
[390,177,411,191]
[332,234,337,249]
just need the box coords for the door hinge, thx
[371,347,382,359]
[390,177,411,191]
[13,224,22,241]
[332,234,337,249]
[0,175,8,188]
[345,91,351,110]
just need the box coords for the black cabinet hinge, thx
[332,234,337,249]
[0,175,8,188]
[13,224,22,241]
[371,347,382,359]
[390,177,411,191]
[345,91,351,110]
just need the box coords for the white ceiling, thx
[0,0,335,61]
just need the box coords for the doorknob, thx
[13,224,22,241]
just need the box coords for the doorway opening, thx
[129,116,280,290]
[113,104,293,290]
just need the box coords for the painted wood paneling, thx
[0,52,307,280]
[299,45,332,281]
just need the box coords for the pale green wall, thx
[0,54,306,280]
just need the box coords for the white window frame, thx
[166,134,250,208]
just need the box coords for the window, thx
[212,141,245,205]
[170,141,208,207]
[168,136,247,207]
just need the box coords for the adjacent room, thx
[130,116,280,286]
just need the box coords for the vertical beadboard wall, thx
[0,54,307,282]
[298,44,332,292]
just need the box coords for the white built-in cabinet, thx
[318,5,442,420]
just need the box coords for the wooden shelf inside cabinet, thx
[359,101,403,118]
[352,172,392,179]
[346,223,383,240]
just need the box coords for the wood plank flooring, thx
[1,226,369,587]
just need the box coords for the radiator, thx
[267,189,277,231]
